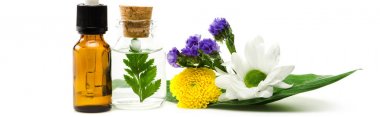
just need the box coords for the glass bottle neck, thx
[81,34,105,41]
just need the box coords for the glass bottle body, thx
[73,35,112,113]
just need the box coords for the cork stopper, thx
[119,5,153,38]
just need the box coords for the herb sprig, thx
[123,53,161,102]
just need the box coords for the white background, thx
[0,0,379,117]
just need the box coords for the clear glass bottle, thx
[110,3,165,109]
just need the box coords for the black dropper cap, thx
[76,3,107,34]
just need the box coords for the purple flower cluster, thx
[167,47,180,68]
[167,35,220,68]
[208,18,230,37]
[186,35,201,48]
[181,35,219,56]
[166,18,232,69]
[181,46,199,57]
[181,35,201,56]
[199,38,220,54]
[208,18,236,54]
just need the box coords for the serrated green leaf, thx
[141,59,154,71]
[166,70,358,106]
[123,59,130,67]
[123,53,161,102]
[126,54,135,62]
[142,79,161,101]
[140,66,157,87]
[124,68,135,77]
[124,74,140,95]
[138,54,148,64]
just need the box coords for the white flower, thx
[215,36,295,102]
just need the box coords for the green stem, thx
[223,28,236,54]
[138,75,143,102]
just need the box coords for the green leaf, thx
[124,74,140,95]
[124,68,135,78]
[140,66,157,87]
[212,53,227,72]
[142,59,154,70]
[142,79,161,101]
[166,70,358,106]
[123,53,161,102]
[123,59,130,67]
[166,80,178,102]
[224,28,236,54]
[199,52,213,68]
[177,55,200,68]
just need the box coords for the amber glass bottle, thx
[74,3,111,113]
[73,34,111,112]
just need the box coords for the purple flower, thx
[167,47,180,68]
[199,38,220,54]
[185,35,201,48]
[181,35,201,56]
[209,18,236,53]
[181,46,199,56]
[208,18,230,38]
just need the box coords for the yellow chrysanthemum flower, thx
[170,68,221,109]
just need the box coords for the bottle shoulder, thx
[73,38,110,51]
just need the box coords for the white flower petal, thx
[226,67,236,75]
[217,36,295,101]
[221,61,232,67]
[215,74,237,89]
[216,75,258,101]
[262,44,280,73]
[257,87,273,98]
[221,79,257,100]
[215,67,227,75]
[256,81,269,91]
[264,65,295,85]
[218,93,234,101]
[274,82,293,89]
[256,44,266,72]
[221,61,237,74]
[225,89,238,99]
[231,53,248,80]
[233,86,257,100]
[245,36,265,70]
